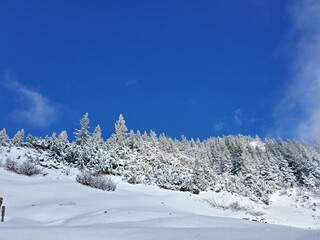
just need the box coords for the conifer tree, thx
[26,134,35,145]
[113,114,128,145]
[128,130,136,150]
[74,112,90,145]
[149,130,158,147]
[0,128,9,146]
[12,129,25,147]
[58,130,69,144]
[92,124,103,144]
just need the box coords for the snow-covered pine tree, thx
[52,130,69,157]
[113,114,128,146]
[159,134,177,153]
[11,129,25,147]
[74,112,90,145]
[47,132,61,154]
[104,114,130,174]
[65,114,93,168]
[0,128,9,146]
[26,134,35,146]
[224,136,243,175]
[177,135,189,152]
[127,130,136,150]
[266,138,295,189]
[149,130,158,147]
[206,137,231,175]
[285,140,318,187]
[191,158,207,192]
[92,124,103,144]
[85,125,105,169]
[58,130,69,144]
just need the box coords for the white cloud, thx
[234,109,243,126]
[274,0,320,141]
[6,80,57,128]
[125,79,139,87]
[214,122,225,132]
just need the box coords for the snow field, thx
[0,166,319,240]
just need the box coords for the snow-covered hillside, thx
[2,113,320,204]
[1,113,320,239]
[0,146,320,240]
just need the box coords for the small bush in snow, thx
[4,158,41,176]
[204,198,251,212]
[19,160,42,176]
[228,201,251,212]
[247,210,265,217]
[76,171,117,191]
[204,198,227,210]
[5,158,19,172]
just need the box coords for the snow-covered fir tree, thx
[92,124,103,144]
[74,112,90,145]
[113,114,128,146]
[58,130,69,144]
[11,129,25,147]
[0,128,9,146]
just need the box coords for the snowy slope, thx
[0,169,319,239]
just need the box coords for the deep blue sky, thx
[1,0,314,141]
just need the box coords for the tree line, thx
[1,113,320,204]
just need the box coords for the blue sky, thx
[1,0,320,141]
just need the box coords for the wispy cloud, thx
[213,109,262,135]
[234,109,243,126]
[213,121,225,132]
[125,79,139,87]
[234,108,262,127]
[274,0,320,141]
[4,77,57,128]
